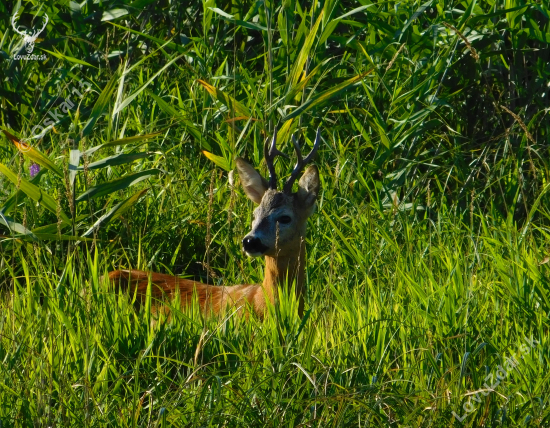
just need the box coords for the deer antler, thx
[264,126,289,190]
[11,13,26,37]
[283,127,321,194]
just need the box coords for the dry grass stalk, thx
[499,105,536,145]
[205,169,216,284]
[386,43,406,72]
[500,104,537,179]
[442,22,479,61]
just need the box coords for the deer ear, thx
[235,157,268,204]
[297,165,320,210]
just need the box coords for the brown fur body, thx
[107,269,266,317]
[107,243,305,318]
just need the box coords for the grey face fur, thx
[235,157,320,258]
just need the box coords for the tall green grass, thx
[0,0,549,425]
[1,207,549,425]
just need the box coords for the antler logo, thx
[11,12,49,54]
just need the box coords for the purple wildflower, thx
[30,163,40,178]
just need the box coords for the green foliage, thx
[0,0,549,425]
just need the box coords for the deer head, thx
[11,12,49,54]
[236,128,321,258]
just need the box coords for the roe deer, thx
[106,127,321,318]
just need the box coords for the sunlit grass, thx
[1,188,549,425]
[1,0,549,425]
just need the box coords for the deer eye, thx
[278,215,292,224]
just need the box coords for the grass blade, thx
[82,71,120,137]
[283,70,372,122]
[75,169,162,202]
[81,188,149,237]
[114,55,184,116]
[2,130,63,177]
[197,79,251,117]
[78,152,154,170]
[0,162,70,223]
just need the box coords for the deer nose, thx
[242,236,268,255]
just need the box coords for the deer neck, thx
[262,240,306,310]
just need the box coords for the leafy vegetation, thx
[0,0,549,425]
